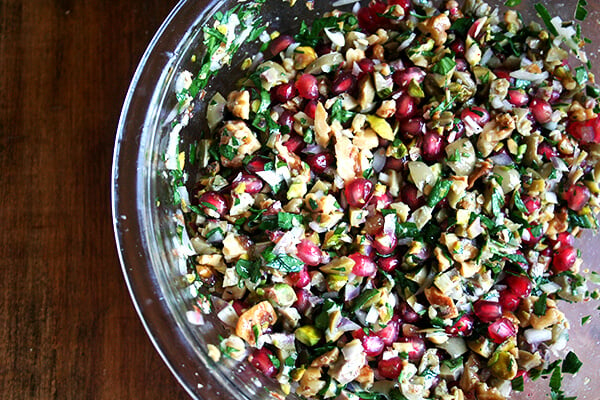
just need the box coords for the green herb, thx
[363,168,374,179]
[533,293,548,316]
[252,324,261,342]
[513,191,528,214]
[235,258,261,282]
[534,4,559,36]
[350,289,379,312]
[263,249,304,273]
[569,210,596,229]
[295,14,357,47]
[530,224,543,238]
[512,375,524,391]
[562,351,583,374]
[450,18,474,37]
[309,198,319,210]
[504,252,529,265]
[481,70,491,84]
[267,353,281,370]
[431,93,460,115]
[431,57,456,75]
[505,0,521,6]
[581,315,591,325]
[575,66,588,86]
[396,222,419,238]
[330,98,356,123]
[278,212,303,230]
[586,85,600,98]
[490,186,505,216]
[201,201,218,212]
[575,0,588,21]
[206,227,223,240]
[427,179,452,208]
[219,144,237,160]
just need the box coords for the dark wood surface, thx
[0,1,189,398]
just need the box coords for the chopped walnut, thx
[424,286,459,319]
[418,13,451,46]
[227,90,250,120]
[235,301,278,345]
[376,99,396,119]
[219,120,261,168]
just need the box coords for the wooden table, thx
[0,1,189,398]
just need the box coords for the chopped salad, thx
[165,0,600,399]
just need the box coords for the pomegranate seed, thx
[373,231,397,255]
[271,83,297,103]
[455,58,468,72]
[283,134,305,154]
[396,336,425,361]
[249,348,277,377]
[400,184,425,210]
[375,320,399,345]
[461,106,490,126]
[494,69,514,83]
[378,256,400,272]
[507,90,529,107]
[449,39,465,55]
[288,266,310,288]
[567,116,600,144]
[345,178,374,207]
[378,357,403,380]
[294,288,310,313]
[295,74,319,99]
[562,184,590,212]
[306,152,334,174]
[530,98,553,124]
[349,253,377,277]
[278,110,295,131]
[499,290,521,312]
[246,157,267,173]
[422,132,445,162]
[388,0,411,11]
[505,275,532,297]
[315,42,332,56]
[445,314,474,336]
[397,301,420,323]
[232,300,248,316]
[553,245,577,272]
[399,117,425,137]
[362,334,385,357]
[553,232,575,248]
[332,73,356,95]
[521,195,541,214]
[371,191,393,208]
[198,192,228,217]
[296,239,322,266]
[537,142,558,160]
[233,173,264,194]
[385,157,404,170]
[357,58,375,74]
[395,93,417,119]
[522,226,543,246]
[303,100,318,119]
[393,67,426,88]
[488,318,516,344]
[473,300,502,323]
[267,35,294,58]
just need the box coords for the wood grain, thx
[0,0,188,398]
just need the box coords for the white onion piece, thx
[489,152,513,166]
[510,69,549,84]
[337,317,361,332]
[373,148,387,172]
[332,0,359,6]
[186,310,205,325]
[524,328,552,343]
[344,284,361,302]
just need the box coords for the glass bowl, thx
[112,1,600,399]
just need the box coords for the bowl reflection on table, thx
[112,1,600,399]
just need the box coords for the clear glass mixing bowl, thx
[112,1,600,399]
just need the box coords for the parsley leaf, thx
[535,4,559,36]
[533,293,548,316]
[277,212,303,230]
[263,249,304,273]
[576,0,588,21]
[431,57,456,75]
[505,0,521,6]
[562,351,583,374]
[512,375,524,391]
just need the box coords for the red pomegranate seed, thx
[554,232,575,248]
[499,290,521,312]
[271,82,297,103]
[296,239,322,266]
[293,288,311,314]
[303,100,318,119]
[537,142,558,160]
[371,191,393,208]
[246,157,268,173]
[461,106,490,126]
[505,275,532,297]
[400,184,425,210]
[378,256,400,273]
[488,318,516,344]
[553,245,577,272]
[522,226,543,246]
[395,93,417,119]
[455,58,468,72]
[288,266,310,288]
[357,58,375,74]
[278,110,295,131]
[507,90,529,107]
[378,357,403,380]
[399,117,425,137]
[362,334,385,357]
[373,231,398,255]
[233,173,264,194]
[267,35,295,57]
[306,152,334,174]
[397,301,420,324]
[562,184,590,212]
[283,134,305,154]
[375,320,399,345]
[295,74,319,100]
[315,42,333,56]
[530,98,553,124]
[422,132,445,162]
[332,73,356,95]
[473,300,502,323]
[522,195,541,214]
[249,348,277,377]
[494,69,514,83]
[388,0,411,10]
[445,314,474,336]
[232,300,248,316]
[449,39,465,55]
[568,116,600,144]
[345,178,374,207]
[198,192,228,216]
[393,67,426,88]
[349,253,377,277]
[396,336,425,361]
